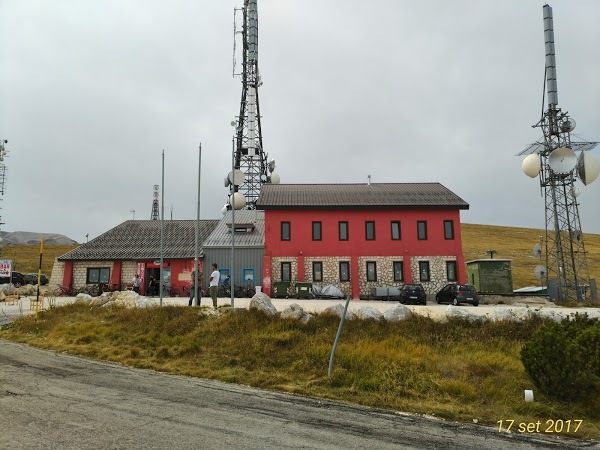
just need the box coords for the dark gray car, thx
[436,284,480,306]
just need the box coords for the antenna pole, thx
[534,4,593,302]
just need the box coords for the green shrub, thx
[520,314,600,401]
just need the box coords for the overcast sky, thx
[1,0,599,243]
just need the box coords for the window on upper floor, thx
[281,222,291,241]
[366,261,377,281]
[339,221,348,241]
[446,261,457,281]
[365,221,376,240]
[444,220,455,240]
[339,261,350,282]
[417,221,428,240]
[312,221,322,241]
[419,261,430,282]
[312,261,323,282]
[393,261,404,282]
[391,221,401,240]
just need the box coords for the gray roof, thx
[203,210,264,248]
[58,220,220,261]
[256,183,469,210]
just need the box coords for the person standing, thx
[132,274,142,293]
[209,263,220,309]
[148,275,156,297]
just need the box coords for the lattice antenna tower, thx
[151,185,160,220]
[518,4,600,302]
[227,0,279,211]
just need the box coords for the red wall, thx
[263,209,466,295]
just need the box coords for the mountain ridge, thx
[0,231,78,246]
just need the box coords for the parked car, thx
[24,273,49,285]
[400,283,427,305]
[0,271,26,287]
[436,284,480,306]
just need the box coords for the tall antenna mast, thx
[151,185,160,220]
[227,0,279,211]
[519,4,600,302]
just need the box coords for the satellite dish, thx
[269,171,281,184]
[229,192,246,210]
[230,121,237,127]
[224,176,230,188]
[560,118,576,133]
[221,204,229,215]
[522,154,541,178]
[534,265,547,280]
[228,169,245,186]
[532,243,542,258]
[576,151,600,185]
[573,186,581,197]
[548,147,577,174]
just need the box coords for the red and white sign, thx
[0,260,13,277]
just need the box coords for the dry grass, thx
[1,303,599,440]
[461,224,600,289]
[2,244,78,274]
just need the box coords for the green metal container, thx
[273,281,291,298]
[295,282,313,299]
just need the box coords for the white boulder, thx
[355,306,384,322]
[249,292,277,316]
[321,303,355,320]
[384,304,413,322]
[446,305,484,321]
[75,293,93,302]
[281,303,312,324]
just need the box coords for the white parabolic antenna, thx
[548,147,577,174]
[269,171,280,184]
[522,154,541,178]
[229,192,246,210]
[532,243,542,258]
[576,151,600,185]
[534,265,547,280]
[228,169,245,186]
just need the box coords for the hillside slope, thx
[461,223,600,289]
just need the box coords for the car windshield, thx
[404,284,423,291]
[458,285,476,292]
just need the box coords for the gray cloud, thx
[1,0,598,243]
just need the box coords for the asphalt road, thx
[1,341,597,450]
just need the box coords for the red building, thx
[256,183,469,299]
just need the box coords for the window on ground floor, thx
[87,267,110,284]
[281,262,291,282]
[446,261,457,281]
[312,261,323,282]
[339,261,350,282]
[366,261,377,282]
[419,261,430,282]
[393,261,404,282]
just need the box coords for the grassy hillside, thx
[461,224,600,289]
[1,244,78,275]
[3,223,599,289]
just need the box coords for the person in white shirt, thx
[132,274,142,293]
[209,263,220,309]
